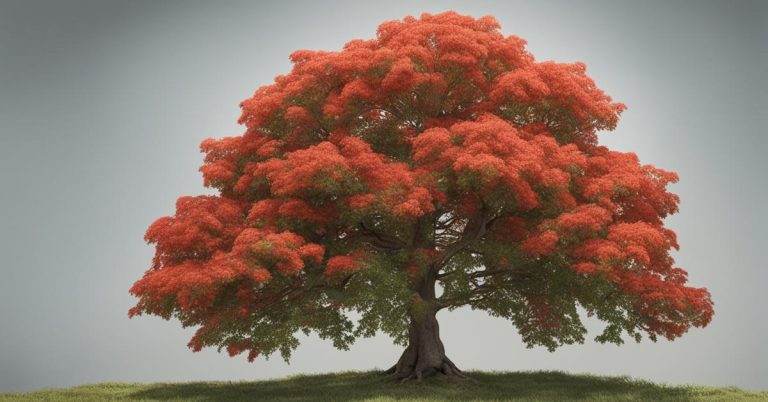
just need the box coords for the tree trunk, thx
[384,306,468,381]
[383,254,469,382]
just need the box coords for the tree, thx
[129,12,713,381]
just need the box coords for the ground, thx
[2,371,767,401]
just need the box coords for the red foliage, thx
[325,255,360,276]
[522,230,559,256]
[143,196,247,268]
[130,11,712,360]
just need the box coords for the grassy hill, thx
[1,371,766,401]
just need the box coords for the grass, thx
[1,371,766,401]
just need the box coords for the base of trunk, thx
[383,310,471,382]
[383,351,469,382]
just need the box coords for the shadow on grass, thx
[129,370,706,401]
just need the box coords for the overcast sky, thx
[1,0,766,393]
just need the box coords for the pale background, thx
[1,0,766,393]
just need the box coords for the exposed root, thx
[383,307,476,383]
[383,355,473,383]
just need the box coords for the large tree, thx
[129,12,713,381]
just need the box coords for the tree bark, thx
[383,307,468,381]
[384,264,468,382]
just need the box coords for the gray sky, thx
[1,0,766,393]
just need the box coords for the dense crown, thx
[130,12,712,361]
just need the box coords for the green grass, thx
[1,371,766,401]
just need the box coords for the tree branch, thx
[434,205,499,268]
[436,269,536,310]
[437,267,511,280]
[356,222,409,250]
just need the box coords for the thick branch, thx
[434,210,499,268]
[345,222,409,250]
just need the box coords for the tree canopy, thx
[129,11,713,378]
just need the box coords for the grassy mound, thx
[1,371,766,401]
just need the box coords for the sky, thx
[0,0,766,393]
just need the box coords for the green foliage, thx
[577,275,652,345]
[343,253,413,345]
